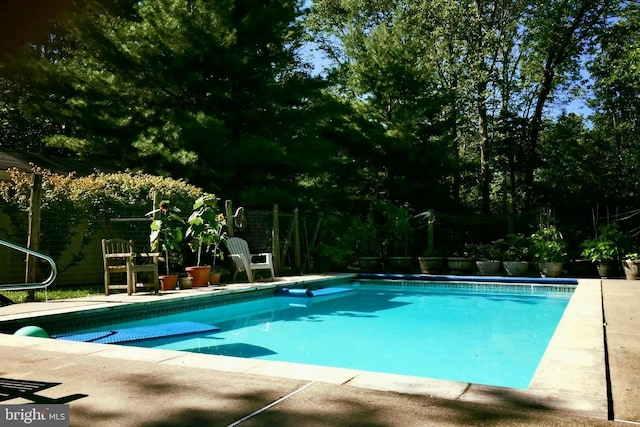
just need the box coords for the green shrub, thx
[531,225,567,263]
[0,167,203,274]
[580,223,626,263]
[498,233,532,261]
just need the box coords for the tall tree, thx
[0,1,78,151]
[517,0,613,212]
[307,0,453,212]
[589,1,640,182]
[11,0,333,209]
[467,0,529,215]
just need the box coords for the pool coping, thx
[0,275,352,334]
[0,274,608,420]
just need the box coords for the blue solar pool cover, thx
[53,321,220,344]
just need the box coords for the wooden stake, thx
[25,173,42,301]
[272,204,280,275]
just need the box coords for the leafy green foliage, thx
[587,3,640,205]
[531,225,567,263]
[2,0,336,211]
[0,167,201,273]
[0,286,104,303]
[0,0,638,267]
[465,242,503,261]
[148,199,186,274]
[307,0,617,217]
[185,193,226,267]
[381,202,413,257]
[580,223,627,262]
[307,1,454,213]
[498,233,532,262]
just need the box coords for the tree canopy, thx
[1,0,639,248]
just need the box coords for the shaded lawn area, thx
[0,286,104,303]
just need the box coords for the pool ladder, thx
[0,239,58,304]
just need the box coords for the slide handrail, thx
[0,239,58,291]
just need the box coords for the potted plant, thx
[531,225,567,277]
[383,203,414,272]
[622,252,640,280]
[566,245,596,277]
[468,242,502,276]
[418,249,446,274]
[178,274,193,289]
[415,210,445,274]
[500,233,532,276]
[349,211,382,272]
[208,213,227,285]
[580,223,625,278]
[310,214,357,272]
[447,244,475,275]
[185,193,226,287]
[312,241,355,273]
[147,200,186,291]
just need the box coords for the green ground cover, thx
[0,286,104,303]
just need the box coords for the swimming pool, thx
[54,280,574,389]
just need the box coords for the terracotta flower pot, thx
[185,265,211,287]
[159,275,178,291]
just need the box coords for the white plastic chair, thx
[224,237,275,282]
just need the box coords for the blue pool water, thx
[62,283,573,389]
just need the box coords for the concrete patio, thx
[0,276,637,426]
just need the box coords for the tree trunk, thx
[523,67,553,213]
[475,0,491,214]
[478,80,491,214]
[451,84,460,205]
[522,0,607,212]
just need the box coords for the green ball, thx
[14,326,49,338]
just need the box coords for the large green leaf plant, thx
[580,223,626,263]
[185,193,226,268]
[531,225,567,263]
[148,200,186,275]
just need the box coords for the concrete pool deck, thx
[0,275,637,426]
